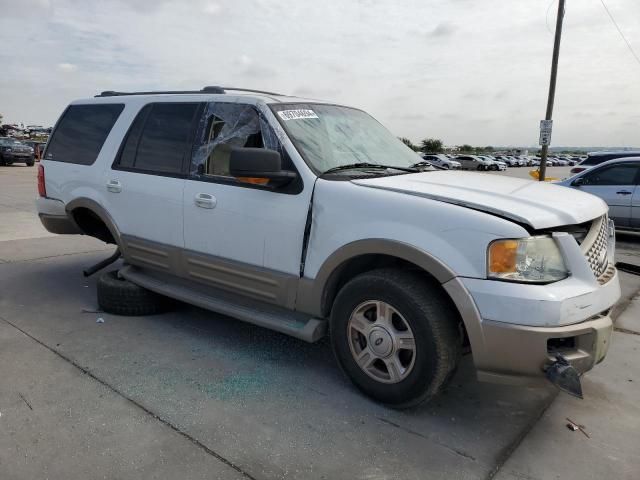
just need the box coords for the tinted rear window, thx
[135,103,199,174]
[114,102,199,175]
[45,104,124,165]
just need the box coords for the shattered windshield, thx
[270,103,423,174]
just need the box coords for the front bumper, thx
[443,264,620,387]
[2,152,34,163]
[476,311,612,386]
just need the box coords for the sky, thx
[0,0,638,147]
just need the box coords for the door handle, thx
[616,190,632,195]
[106,179,122,193]
[194,193,217,209]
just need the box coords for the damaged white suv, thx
[37,86,620,407]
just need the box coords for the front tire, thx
[97,270,172,316]
[330,269,461,408]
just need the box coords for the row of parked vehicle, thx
[418,152,584,171]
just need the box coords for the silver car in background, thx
[420,153,461,169]
[556,157,640,230]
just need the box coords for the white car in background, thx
[420,153,461,170]
[479,156,506,171]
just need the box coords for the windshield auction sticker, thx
[277,109,319,121]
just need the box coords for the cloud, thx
[57,63,78,72]
[203,2,221,15]
[0,0,638,147]
[427,22,457,38]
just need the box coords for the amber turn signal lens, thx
[236,177,269,185]
[489,240,519,273]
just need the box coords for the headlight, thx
[488,236,568,283]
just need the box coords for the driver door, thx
[182,101,312,307]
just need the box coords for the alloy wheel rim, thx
[347,300,416,384]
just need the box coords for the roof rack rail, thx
[219,87,285,96]
[95,86,286,98]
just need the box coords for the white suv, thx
[37,87,620,407]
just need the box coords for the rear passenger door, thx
[105,102,201,267]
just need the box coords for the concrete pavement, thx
[1,164,639,479]
[494,296,640,480]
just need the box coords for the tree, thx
[398,137,417,151]
[420,138,443,153]
[460,144,474,152]
[483,146,494,152]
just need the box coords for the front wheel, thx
[490,164,498,171]
[330,269,461,408]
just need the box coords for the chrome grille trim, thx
[582,215,609,279]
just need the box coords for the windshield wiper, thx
[322,163,418,175]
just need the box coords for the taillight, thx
[37,164,46,197]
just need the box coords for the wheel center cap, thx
[368,327,393,357]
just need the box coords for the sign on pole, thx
[539,119,553,146]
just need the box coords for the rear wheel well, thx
[71,208,116,244]
[321,254,469,349]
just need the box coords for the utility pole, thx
[539,0,566,181]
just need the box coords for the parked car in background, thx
[0,137,35,166]
[456,154,493,170]
[483,156,507,171]
[557,157,640,230]
[23,140,46,161]
[570,151,640,175]
[497,156,518,167]
[420,153,461,170]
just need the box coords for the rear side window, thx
[45,104,124,165]
[582,164,639,186]
[114,102,200,175]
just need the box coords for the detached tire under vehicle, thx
[330,269,461,408]
[97,270,171,316]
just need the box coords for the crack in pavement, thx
[0,314,258,480]
[0,248,110,265]
[614,327,640,336]
[376,416,477,462]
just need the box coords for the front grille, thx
[583,215,610,279]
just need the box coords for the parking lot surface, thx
[1,164,639,479]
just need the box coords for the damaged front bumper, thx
[475,311,613,387]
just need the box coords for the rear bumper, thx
[37,197,81,234]
[39,213,81,234]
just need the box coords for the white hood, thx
[352,171,607,229]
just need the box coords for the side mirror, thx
[229,147,297,186]
[571,177,584,186]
